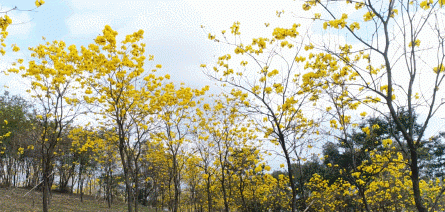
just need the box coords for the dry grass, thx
[0,187,156,212]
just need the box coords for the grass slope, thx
[0,187,156,212]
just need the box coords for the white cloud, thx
[3,7,34,38]
[66,12,109,36]
[0,53,32,100]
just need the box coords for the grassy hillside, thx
[0,187,155,212]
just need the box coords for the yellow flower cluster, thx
[363,11,375,22]
[420,0,433,10]
[433,64,444,73]
[272,23,300,40]
[35,0,45,7]
[323,13,349,30]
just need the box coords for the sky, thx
[1,0,445,168]
[0,0,364,97]
[0,0,315,95]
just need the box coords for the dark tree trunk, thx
[280,134,297,212]
[79,163,84,202]
[206,175,211,212]
[119,144,133,212]
[106,167,112,208]
[42,150,53,212]
[134,161,139,212]
[221,165,228,212]
[172,153,179,212]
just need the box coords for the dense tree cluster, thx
[1,1,445,212]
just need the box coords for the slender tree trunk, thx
[80,178,84,202]
[172,154,179,212]
[13,161,17,187]
[43,168,49,212]
[410,149,426,212]
[70,163,75,194]
[42,148,48,212]
[6,157,12,187]
[161,187,165,211]
[79,163,84,202]
[42,151,52,212]
[206,175,211,212]
[107,167,112,208]
[221,166,229,212]
[281,136,297,212]
[134,161,139,212]
[239,174,247,211]
[119,144,133,212]
[89,177,92,195]
[110,167,114,205]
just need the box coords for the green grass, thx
[0,187,156,212]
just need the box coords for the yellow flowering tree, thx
[193,93,260,211]
[150,82,208,212]
[68,127,101,202]
[306,147,445,211]
[301,1,445,211]
[191,112,218,211]
[143,140,171,210]
[79,25,165,212]
[227,145,276,211]
[94,128,119,208]
[126,108,156,211]
[203,20,317,212]
[7,37,84,211]
[181,154,204,211]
